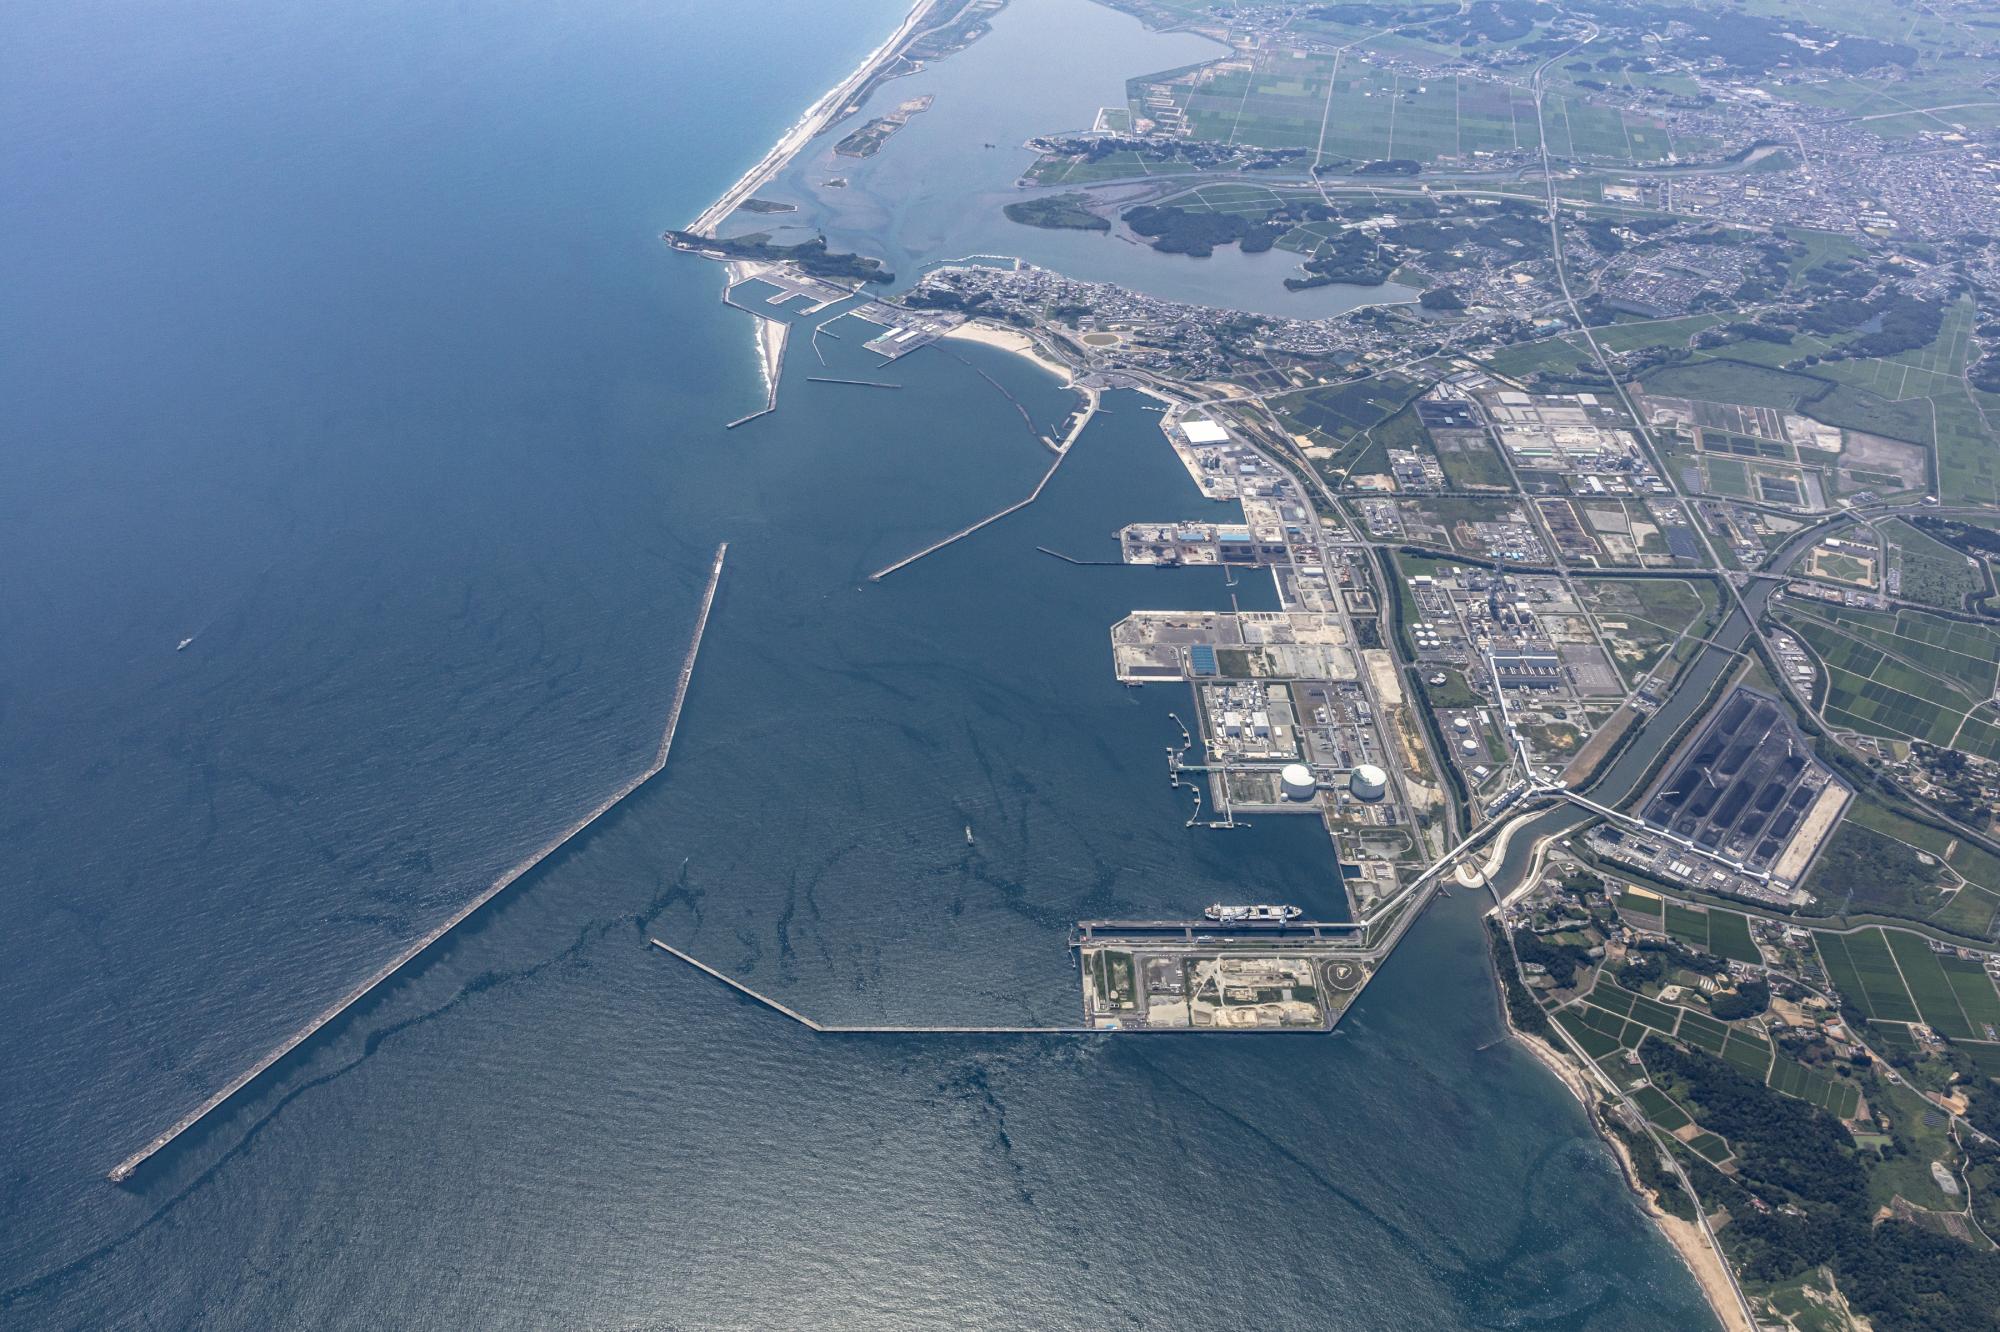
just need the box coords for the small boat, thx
[964,825,974,845]
[176,638,194,651]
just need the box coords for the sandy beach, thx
[687,0,943,236]
[1504,987,1752,1331]
[943,319,1075,385]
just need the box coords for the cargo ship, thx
[1203,903,1302,923]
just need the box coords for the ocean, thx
[0,1,1715,1325]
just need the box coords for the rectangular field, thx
[1817,929,1921,1023]
[1676,1009,1730,1054]
[1706,911,1761,965]
[1883,931,1977,1039]
[1941,954,2000,1038]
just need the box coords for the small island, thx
[1003,193,1109,231]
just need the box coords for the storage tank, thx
[1280,763,1316,802]
[1348,764,1388,802]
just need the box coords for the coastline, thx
[1501,995,1752,1331]
[722,261,788,414]
[942,319,1074,385]
[686,0,944,236]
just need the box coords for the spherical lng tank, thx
[1348,763,1388,802]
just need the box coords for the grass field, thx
[1132,51,1696,168]
[1941,954,2000,1038]
[1768,1055,1861,1119]
[1659,899,1761,965]
[1815,929,1921,1023]
[1720,1026,1774,1078]
[1783,606,2000,760]
[1676,1008,1729,1054]
[1883,930,1979,1040]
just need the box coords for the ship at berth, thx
[1203,903,1302,923]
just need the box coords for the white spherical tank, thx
[1348,763,1388,802]
[1280,763,1316,801]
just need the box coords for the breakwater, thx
[108,544,731,1183]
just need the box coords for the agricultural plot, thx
[1769,1056,1861,1120]
[1719,1026,1774,1078]
[1706,912,1761,966]
[1676,1009,1730,1054]
[1815,929,1921,1024]
[1785,611,2000,759]
[1556,1006,1623,1058]
[1660,901,1760,964]
[1786,604,2000,702]
[1615,885,1664,927]
[1630,1084,1692,1131]
[1940,954,2000,1039]
[1883,930,1978,1040]
[1684,1132,1732,1166]
[1589,982,1680,1035]
[1664,901,1708,949]
[1132,53,1674,169]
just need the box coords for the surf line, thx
[107,543,730,1184]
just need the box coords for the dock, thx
[107,544,731,1184]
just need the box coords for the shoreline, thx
[942,319,1074,385]
[1499,988,1752,1331]
[686,0,943,236]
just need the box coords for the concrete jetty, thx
[107,544,731,1184]
[866,391,1100,583]
[649,939,1092,1034]
[866,447,1072,582]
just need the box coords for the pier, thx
[806,376,900,389]
[107,544,731,1184]
[649,939,1091,1035]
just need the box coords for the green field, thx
[1557,1006,1623,1058]
[1676,1009,1730,1054]
[1941,954,2000,1038]
[1657,900,1760,965]
[1815,929,1921,1023]
[1133,51,1696,169]
[1706,912,1760,966]
[1784,607,2000,760]
[1631,1083,1692,1130]
[1588,982,1680,1034]
[1719,1026,1774,1078]
[1883,930,1978,1040]
[1768,1055,1861,1119]
[1614,886,1664,927]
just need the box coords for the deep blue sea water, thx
[2,2,1717,1326]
